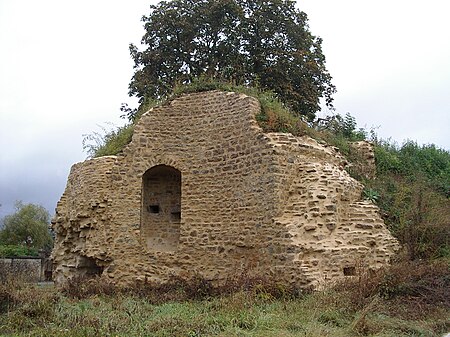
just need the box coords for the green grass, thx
[1,289,448,336]
[1,262,449,337]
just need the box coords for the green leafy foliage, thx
[363,188,380,203]
[0,202,52,251]
[0,245,38,257]
[368,141,450,259]
[312,113,367,159]
[129,0,335,121]
[376,141,450,195]
[316,113,367,142]
[373,141,401,174]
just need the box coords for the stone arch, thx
[141,165,181,252]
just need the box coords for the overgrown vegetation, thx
[173,77,311,136]
[82,97,159,158]
[368,140,450,260]
[0,245,38,258]
[83,79,314,158]
[82,123,135,158]
[82,79,371,159]
[1,260,448,336]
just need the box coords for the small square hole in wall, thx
[171,211,181,221]
[343,266,356,276]
[148,205,160,214]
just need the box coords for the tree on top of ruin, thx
[128,0,336,121]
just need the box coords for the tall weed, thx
[335,258,449,316]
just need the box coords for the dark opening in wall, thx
[171,211,181,220]
[142,165,181,252]
[148,205,160,213]
[77,256,104,276]
[343,266,356,276]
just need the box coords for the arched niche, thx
[141,165,181,251]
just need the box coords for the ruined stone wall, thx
[52,91,399,288]
[0,258,45,282]
[52,157,115,283]
[350,140,377,179]
[266,134,399,288]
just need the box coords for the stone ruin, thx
[51,91,399,289]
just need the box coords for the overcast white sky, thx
[1,0,449,218]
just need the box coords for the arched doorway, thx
[141,165,181,251]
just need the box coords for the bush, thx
[60,270,308,304]
[0,245,38,258]
[378,260,449,306]
[0,274,58,332]
[375,140,450,194]
[374,141,402,175]
[0,279,17,313]
[61,275,117,299]
[82,123,134,158]
[369,140,450,259]
[335,259,450,316]
[316,113,366,141]
[0,262,51,314]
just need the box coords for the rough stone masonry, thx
[51,90,400,289]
